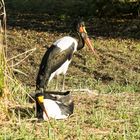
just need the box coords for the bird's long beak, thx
[82,27,95,53]
[84,33,95,54]
[79,25,95,53]
[37,95,49,120]
[85,37,94,51]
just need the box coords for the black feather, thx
[36,43,75,90]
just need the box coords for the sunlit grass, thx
[0,17,140,139]
[0,89,140,139]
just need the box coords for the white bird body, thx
[36,36,78,90]
[43,99,68,120]
[35,91,74,120]
[48,59,71,82]
[53,36,78,52]
[48,36,78,82]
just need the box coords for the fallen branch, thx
[13,68,28,77]
[7,48,36,62]
[11,50,36,67]
[70,88,99,95]
[7,48,36,67]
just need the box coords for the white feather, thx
[53,36,77,52]
[43,99,68,120]
[48,59,71,82]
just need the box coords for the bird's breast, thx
[48,60,71,82]
[55,59,71,75]
[43,99,68,120]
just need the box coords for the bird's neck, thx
[77,32,85,50]
[36,102,43,119]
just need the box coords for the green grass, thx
[1,92,140,139]
[2,92,139,139]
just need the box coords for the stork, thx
[35,91,74,120]
[36,21,95,92]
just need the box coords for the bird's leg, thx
[62,74,65,91]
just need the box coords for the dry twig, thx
[8,48,36,67]
[70,88,99,95]
[7,48,36,62]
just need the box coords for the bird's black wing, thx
[36,43,75,90]
[56,100,74,116]
[47,43,75,74]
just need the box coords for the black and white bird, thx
[35,91,74,120]
[36,21,95,91]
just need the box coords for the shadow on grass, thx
[7,12,140,40]
[7,13,71,33]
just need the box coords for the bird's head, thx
[35,92,45,109]
[35,92,50,119]
[76,20,95,53]
[34,92,45,119]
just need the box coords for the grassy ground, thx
[0,92,140,139]
[0,14,140,139]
